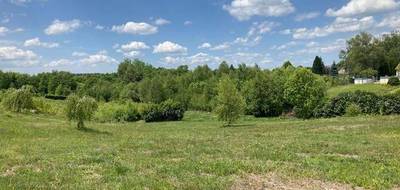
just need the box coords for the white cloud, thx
[120,41,149,51]
[79,51,118,66]
[72,51,87,57]
[9,0,31,5]
[0,27,9,36]
[271,41,297,50]
[295,12,320,21]
[44,59,72,67]
[122,51,141,58]
[112,21,157,35]
[210,43,230,51]
[280,29,291,35]
[0,46,39,66]
[223,0,295,21]
[95,25,104,30]
[24,38,59,48]
[378,12,400,29]
[296,39,346,54]
[292,16,375,39]
[162,53,221,66]
[184,21,192,26]
[153,41,187,53]
[326,0,399,17]
[198,42,212,49]
[154,18,171,26]
[44,19,81,35]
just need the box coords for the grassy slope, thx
[327,84,400,98]
[1,111,400,189]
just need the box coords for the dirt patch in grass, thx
[231,173,363,190]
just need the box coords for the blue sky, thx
[0,0,399,73]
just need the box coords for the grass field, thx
[1,110,400,189]
[327,84,400,98]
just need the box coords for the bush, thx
[314,91,383,118]
[387,77,400,86]
[284,68,326,119]
[94,102,142,123]
[45,95,67,100]
[345,103,362,117]
[65,95,98,129]
[2,86,35,113]
[142,99,185,122]
[379,95,400,115]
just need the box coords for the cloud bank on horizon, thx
[0,0,399,73]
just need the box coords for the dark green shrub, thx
[379,95,400,115]
[45,95,67,100]
[142,99,185,122]
[125,103,141,122]
[388,77,400,86]
[2,86,35,113]
[314,91,382,117]
[345,103,362,117]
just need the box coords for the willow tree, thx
[65,95,98,129]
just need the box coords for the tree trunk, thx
[77,120,85,130]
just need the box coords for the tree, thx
[2,85,35,113]
[65,95,98,129]
[330,61,338,76]
[312,56,325,75]
[248,72,284,117]
[282,61,294,69]
[284,68,326,119]
[214,76,245,126]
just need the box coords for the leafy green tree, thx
[330,61,338,76]
[284,68,327,119]
[248,72,284,117]
[2,85,35,113]
[214,76,245,126]
[312,56,325,75]
[65,95,98,129]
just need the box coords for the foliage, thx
[65,94,98,129]
[2,85,35,113]
[379,95,400,115]
[388,77,400,86]
[284,68,327,119]
[312,56,325,75]
[142,99,185,122]
[340,31,400,76]
[314,91,382,118]
[247,72,284,117]
[214,76,245,126]
[95,102,143,123]
[345,103,362,117]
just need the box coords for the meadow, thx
[1,109,400,189]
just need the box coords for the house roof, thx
[396,64,400,71]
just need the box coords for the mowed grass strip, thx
[0,111,400,189]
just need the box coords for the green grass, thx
[1,110,400,189]
[327,84,400,98]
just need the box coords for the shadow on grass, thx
[78,127,112,135]
[222,124,256,128]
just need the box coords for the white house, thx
[379,76,390,84]
[354,78,375,84]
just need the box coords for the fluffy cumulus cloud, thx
[153,41,187,54]
[24,38,59,48]
[112,21,158,35]
[154,18,171,26]
[296,39,346,55]
[44,59,72,68]
[210,43,230,51]
[295,12,320,21]
[223,0,295,21]
[0,46,39,66]
[378,12,400,29]
[79,51,118,66]
[45,19,81,35]
[292,16,375,39]
[326,0,399,17]
[120,41,149,51]
[162,53,221,66]
[198,43,212,49]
